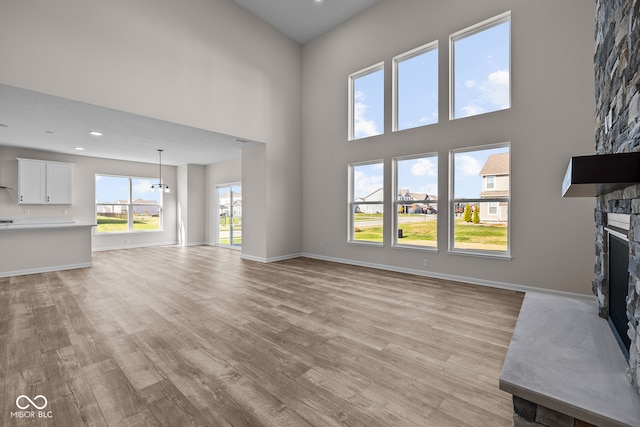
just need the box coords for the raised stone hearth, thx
[500,293,640,427]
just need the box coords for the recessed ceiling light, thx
[45,130,55,134]
[74,147,85,151]
[0,123,8,128]
[89,131,103,136]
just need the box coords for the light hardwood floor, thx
[1,246,524,426]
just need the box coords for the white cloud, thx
[458,69,510,117]
[455,154,482,176]
[483,69,510,108]
[354,169,383,199]
[460,105,485,117]
[353,91,380,138]
[133,179,153,194]
[411,158,437,177]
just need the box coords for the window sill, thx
[392,244,438,253]
[448,248,511,260]
[348,240,383,247]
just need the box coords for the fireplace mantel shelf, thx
[500,292,640,427]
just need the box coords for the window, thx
[216,183,242,248]
[96,175,162,233]
[486,175,495,189]
[393,42,439,131]
[349,63,384,140]
[350,161,384,244]
[489,202,498,215]
[450,144,509,255]
[451,11,511,119]
[393,154,438,248]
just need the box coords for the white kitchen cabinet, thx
[18,158,73,204]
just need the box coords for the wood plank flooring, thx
[0,246,524,426]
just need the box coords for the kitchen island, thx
[0,218,94,277]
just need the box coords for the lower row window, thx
[349,143,510,256]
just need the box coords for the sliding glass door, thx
[216,183,242,248]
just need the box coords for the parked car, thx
[423,206,437,214]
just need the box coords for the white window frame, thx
[95,174,163,234]
[449,11,511,120]
[348,160,384,246]
[449,143,510,258]
[392,41,439,132]
[348,62,385,141]
[392,153,438,250]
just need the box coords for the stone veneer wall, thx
[593,0,640,393]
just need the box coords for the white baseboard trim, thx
[92,241,178,252]
[241,252,303,263]
[301,253,593,302]
[0,262,94,278]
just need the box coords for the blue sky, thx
[397,46,438,130]
[353,17,510,136]
[353,162,383,200]
[353,68,384,139]
[453,20,510,118]
[352,16,511,201]
[354,145,509,201]
[95,175,161,204]
[452,146,509,198]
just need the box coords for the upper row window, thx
[348,11,510,141]
[451,12,511,119]
[349,63,385,140]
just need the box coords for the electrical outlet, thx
[422,259,429,268]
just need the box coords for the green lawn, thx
[354,216,507,251]
[97,215,160,232]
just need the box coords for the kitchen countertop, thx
[0,218,95,231]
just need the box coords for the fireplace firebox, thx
[608,232,631,359]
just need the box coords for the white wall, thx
[301,0,597,295]
[177,164,206,246]
[0,0,303,261]
[0,146,178,250]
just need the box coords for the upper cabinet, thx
[18,158,73,204]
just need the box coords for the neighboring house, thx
[356,188,384,214]
[97,199,160,217]
[397,190,437,214]
[479,153,509,222]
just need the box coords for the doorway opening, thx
[216,183,242,249]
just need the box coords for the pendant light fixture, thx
[150,149,170,193]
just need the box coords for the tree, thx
[473,204,480,224]
[463,204,472,222]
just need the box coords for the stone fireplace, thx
[499,2,640,426]
[592,0,640,393]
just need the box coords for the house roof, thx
[479,153,509,176]
[397,190,437,201]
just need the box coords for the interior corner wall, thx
[301,0,597,295]
[242,144,268,260]
[177,164,206,247]
[0,0,303,261]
